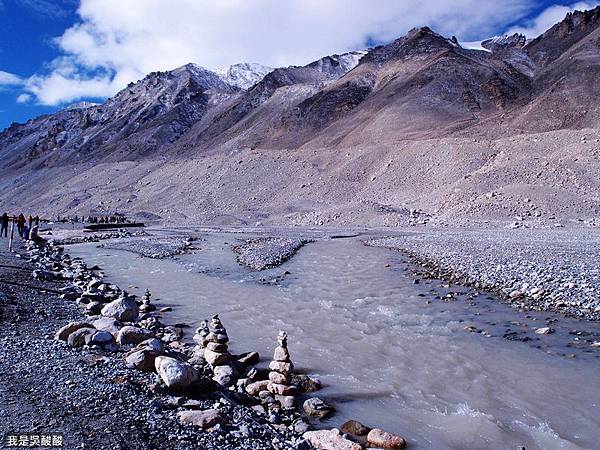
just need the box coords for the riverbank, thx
[0,242,307,450]
[367,228,600,321]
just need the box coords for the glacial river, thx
[69,230,600,450]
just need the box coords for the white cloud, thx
[0,70,23,86]
[16,93,32,103]
[508,1,598,38]
[24,0,578,105]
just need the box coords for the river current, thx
[69,230,600,450]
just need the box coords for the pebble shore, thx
[367,228,600,320]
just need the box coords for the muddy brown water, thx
[69,231,600,450]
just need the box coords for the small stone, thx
[268,382,297,396]
[535,327,553,335]
[135,338,164,353]
[275,394,296,409]
[273,345,290,362]
[212,364,235,386]
[268,361,293,373]
[341,420,370,436]
[303,429,362,450]
[269,371,289,384]
[205,332,228,344]
[367,428,406,449]
[291,374,322,392]
[206,342,228,352]
[303,397,335,419]
[177,409,224,429]
[204,348,232,366]
[245,380,270,396]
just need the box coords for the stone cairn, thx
[203,315,232,365]
[261,330,297,410]
[139,288,155,313]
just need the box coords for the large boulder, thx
[55,321,94,341]
[92,317,122,334]
[100,297,139,322]
[154,356,198,389]
[367,428,406,449]
[177,409,224,429]
[303,429,362,450]
[116,326,155,345]
[67,327,97,347]
[125,349,159,372]
[90,330,115,346]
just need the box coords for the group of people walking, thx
[1,213,40,239]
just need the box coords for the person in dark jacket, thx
[17,214,26,237]
[1,213,8,237]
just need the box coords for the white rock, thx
[303,429,362,450]
[154,356,197,389]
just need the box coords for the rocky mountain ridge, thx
[0,6,599,227]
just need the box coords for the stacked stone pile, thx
[139,288,156,313]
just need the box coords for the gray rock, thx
[55,321,94,341]
[303,397,335,419]
[116,326,155,345]
[91,317,122,334]
[177,409,224,429]
[100,297,139,322]
[90,330,115,346]
[125,349,159,372]
[67,327,97,347]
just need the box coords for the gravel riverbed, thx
[100,236,195,259]
[232,238,307,270]
[367,228,600,320]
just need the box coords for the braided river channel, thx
[69,229,600,450]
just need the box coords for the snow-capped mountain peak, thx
[215,62,273,90]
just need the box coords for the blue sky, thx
[1,0,598,130]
